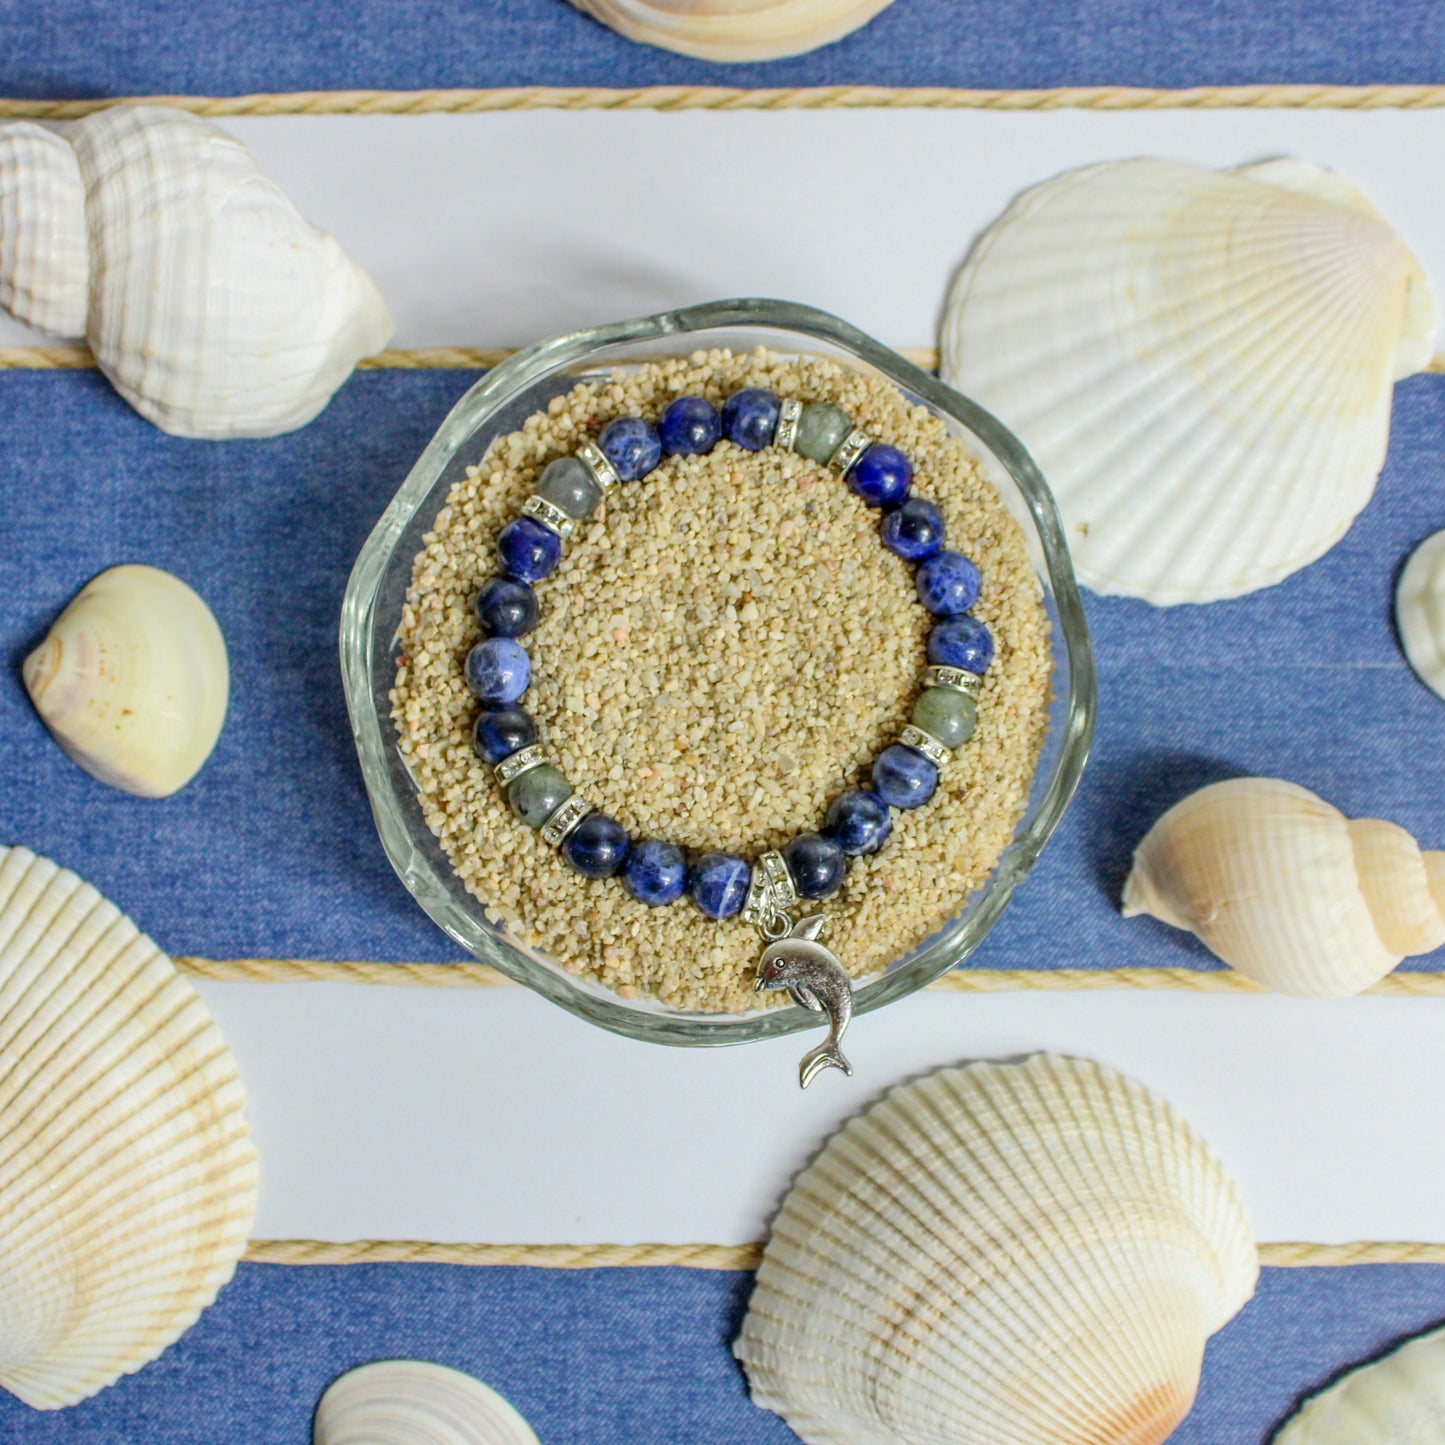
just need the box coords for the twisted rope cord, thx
[5,84,1445,121]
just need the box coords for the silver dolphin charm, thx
[754,913,854,1088]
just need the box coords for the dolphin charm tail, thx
[799,1042,853,1089]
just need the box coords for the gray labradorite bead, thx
[508,765,573,828]
[911,686,977,748]
[794,403,852,464]
[537,457,603,519]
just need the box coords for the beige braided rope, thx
[239,1237,1445,1268]
[7,84,1445,121]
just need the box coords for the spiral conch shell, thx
[0,845,258,1409]
[735,1053,1258,1445]
[0,105,393,438]
[1397,528,1445,701]
[23,565,229,798]
[941,158,1437,604]
[568,0,897,60]
[1124,778,1445,996]
[314,1361,541,1445]
[1275,1323,1445,1443]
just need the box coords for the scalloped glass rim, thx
[340,298,1096,1048]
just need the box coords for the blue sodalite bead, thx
[562,811,630,879]
[872,743,939,810]
[497,516,562,582]
[847,443,913,508]
[783,832,847,900]
[623,838,687,906]
[721,388,781,451]
[599,416,663,481]
[823,788,892,856]
[916,550,981,616]
[880,497,945,562]
[464,638,530,705]
[658,396,722,456]
[687,852,751,920]
[927,615,994,674]
[475,577,539,638]
[472,705,537,764]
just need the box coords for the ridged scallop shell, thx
[1123,777,1445,996]
[0,845,258,1409]
[0,106,393,438]
[941,158,1437,604]
[1275,1323,1445,1442]
[23,565,230,798]
[1397,529,1445,701]
[735,1053,1258,1445]
[0,122,88,337]
[568,0,896,60]
[314,1360,540,1444]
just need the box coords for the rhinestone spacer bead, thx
[576,438,621,492]
[924,664,984,698]
[774,398,803,452]
[830,428,871,474]
[522,494,576,539]
[540,793,593,846]
[899,725,949,767]
[741,848,800,928]
[494,743,547,786]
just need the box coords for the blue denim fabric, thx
[0,0,1441,98]
[0,1262,1440,1441]
[1,367,1442,972]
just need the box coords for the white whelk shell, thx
[1275,1323,1445,1443]
[0,122,88,337]
[1123,777,1445,996]
[735,1053,1257,1445]
[568,0,897,60]
[0,845,258,1409]
[1397,528,1445,701]
[314,1360,541,1445]
[0,105,393,438]
[941,158,1437,604]
[23,564,229,798]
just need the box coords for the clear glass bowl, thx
[340,299,1096,1047]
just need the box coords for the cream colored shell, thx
[1123,777,1445,996]
[941,158,1437,604]
[1275,1323,1445,1443]
[735,1053,1257,1445]
[314,1360,541,1445]
[569,0,897,60]
[0,105,393,438]
[23,564,229,798]
[0,845,258,1409]
[1397,528,1445,701]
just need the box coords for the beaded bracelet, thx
[463,387,992,1086]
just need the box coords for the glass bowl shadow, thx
[340,298,1095,1048]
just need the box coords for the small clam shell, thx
[1275,1323,1445,1443]
[0,845,257,1409]
[1123,778,1445,996]
[314,1360,540,1445]
[1397,528,1445,701]
[569,0,897,61]
[735,1053,1257,1445]
[0,121,88,338]
[23,564,229,799]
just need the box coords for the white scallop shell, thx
[735,1053,1257,1445]
[314,1360,541,1445]
[23,564,230,799]
[1397,529,1445,701]
[0,122,88,337]
[0,845,258,1409]
[0,105,393,438]
[1123,777,1445,996]
[941,158,1437,604]
[569,0,897,60]
[1275,1323,1445,1443]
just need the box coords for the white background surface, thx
[11,105,1445,1244]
